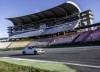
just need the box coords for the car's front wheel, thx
[34,50,37,55]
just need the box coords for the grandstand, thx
[0,1,99,49]
[7,1,81,37]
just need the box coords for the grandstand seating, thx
[43,21,79,35]
[74,31,93,42]
[29,38,53,46]
[28,33,79,46]
[10,30,42,38]
[1,29,100,49]
[85,29,100,41]
[8,40,31,48]
[0,42,12,49]
[10,21,79,38]
[49,34,78,45]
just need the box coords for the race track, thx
[0,46,100,72]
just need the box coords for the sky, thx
[0,0,100,38]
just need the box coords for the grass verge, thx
[0,58,77,72]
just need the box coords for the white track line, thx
[1,57,100,69]
[61,62,100,69]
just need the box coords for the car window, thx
[28,47,32,49]
[27,46,37,49]
[32,46,37,48]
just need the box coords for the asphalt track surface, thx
[0,46,100,72]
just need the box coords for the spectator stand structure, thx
[2,1,99,48]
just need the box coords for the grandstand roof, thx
[7,1,81,26]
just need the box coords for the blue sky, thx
[0,0,100,38]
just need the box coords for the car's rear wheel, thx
[23,51,26,55]
[34,50,37,55]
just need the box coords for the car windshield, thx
[28,46,37,49]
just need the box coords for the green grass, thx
[0,61,51,72]
[0,58,77,72]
